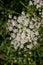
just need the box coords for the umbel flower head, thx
[7,0,43,50]
[7,11,43,50]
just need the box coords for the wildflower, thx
[36,4,41,9]
[7,10,42,49]
[8,26,13,31]
[29,1,33,5]
[13,16,17,20]
[8,15,12,18]
[27,44,33,49]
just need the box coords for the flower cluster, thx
[7,12,42,50]
[7,0,43,50]
[29,0,43,8]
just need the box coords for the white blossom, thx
[17,16,23,24]
[8,15,12,18]
[8,26,13,31]
[27,44,33,49]
[35,31,39,36]
[7,8,43,49]
[36,0,40,3]
[13,16,17,20]
[11,33,16,38]
[29,1,33,5]
[36,4,41,8]
[22,11,25,15]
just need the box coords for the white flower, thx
[32,17,36,21]
[34,37,38,41]
[13,29,18,33]
[20,39,25,44]
[40,1,43,6]
[7,10,42,49]
[29,24,34,29]
[13,16,17,20]
[27,44,33,49]
[21,32,25,39]
[14,59,17,63]
[9,15,12,18]
[28,58,30,61]
[18,24,22,29]
[35,31,39,35]
[19,29,22,33]
[34,1,37,5]
[29,1,33,5]
[22,11,25,15]
[11,33,16,38]
[24,18,29,26]
[16,33,21,42]
[30,31,35,38]
[36,0,40,3]
[26,29,30,34]
[29,52,32,55]
[27,35,32,42]
[11,19,15,26]
[11,41,14,44]
[17,16,23,24]
[8,26,13,31]
[36,4,41,8]
[33,41,37,45]
[23,27,26,31]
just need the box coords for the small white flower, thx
[9,15,12,18]
[17,16,22,24]
[32,17,36,21]
[26,29,30,34]
[21,32,25,39]
[11,19,16,26]
[24,19,29,26]
[29,24,34,29]
[36,4,41,8]
[13,16,17,20]
[36,0,40,3]
[22,11,25,15]
[19,29,22,33]
[40,1,43,6]
[18,24,22,29]
[34,37,38,41]
[8,26,13,31]
[35,31,39,35]
[13,29,18,33]
[24,54,27,57]
[11,41,14,44]
[37,23,41,28]
[29,52,32,55]
[16,34,21,42]
[18,52,21,55]
[33,41,37,45]
[14,59,17,63]
[29,1,33,5]
[27,44,33,49]
[11,33,16,38]
[28,58,30,60]
[34,1,37,5]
